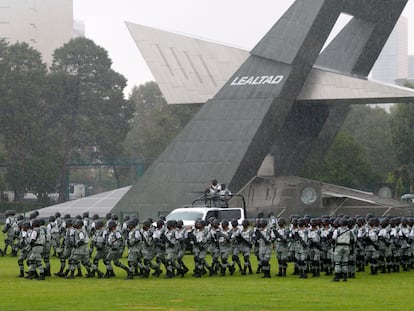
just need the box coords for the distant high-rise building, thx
[409,55,414,78]
[73,20,85,38]
[371,16,408,84]
[0,0,74,65]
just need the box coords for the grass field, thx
[0,230,413,311]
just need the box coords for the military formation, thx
[2,209,414,281]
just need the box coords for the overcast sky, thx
[74,0,414,96]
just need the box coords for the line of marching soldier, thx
[2,210,414,281]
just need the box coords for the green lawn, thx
[0,230,413,311]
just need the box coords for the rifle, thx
[237,233,252,247]
[364,236,379,250]
[308,239,322,251]
[293,231,307,248]
[255,229,271,245]
[272,229,287,243]
[378,236,391,247]
[210,230,220,247]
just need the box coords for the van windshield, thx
[217,209,241,221]
[166,211,204,221]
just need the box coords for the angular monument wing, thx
[125,22,248,104]
[298,68,414,104]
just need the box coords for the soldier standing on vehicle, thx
[205,179,221,206]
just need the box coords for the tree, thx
[125,81,201,165]
[341,105,397,178]
[47,37,133,201]
[314,131,381,191]
[0,42,49,200]
[390,103,414,165]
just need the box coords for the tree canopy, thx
[125,81,200,165]
[0,38,134,202]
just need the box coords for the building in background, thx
[409,55,414,78]
[73,19,85,38]
[371,16,408,85]
[0,0,75,65]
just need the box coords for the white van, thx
[165,206,245,227]
[164,194,247,227]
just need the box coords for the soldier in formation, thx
[3,210,414,281]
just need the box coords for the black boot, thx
[248,265,253,275]
[96,269,104,278]
[293,265,299,275]
[126,270,134,280]
[241,267,246,276]
[44,267,51,277]
[85,269,94,278]
[66,271,75,279]
[153,267,162,277]
[262,269,271,278]
[229,265,235,275]
[76,268,83,277]
[54,267,65,277]
[141,267,150,278]
[25,271,35,279]
[332,273,340,282]
[276,268,283,277]
[18,271,24,278]
[165,269,173,279]
[38,273,45,281]
[103,270,112,278]
[193,268,202,278]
